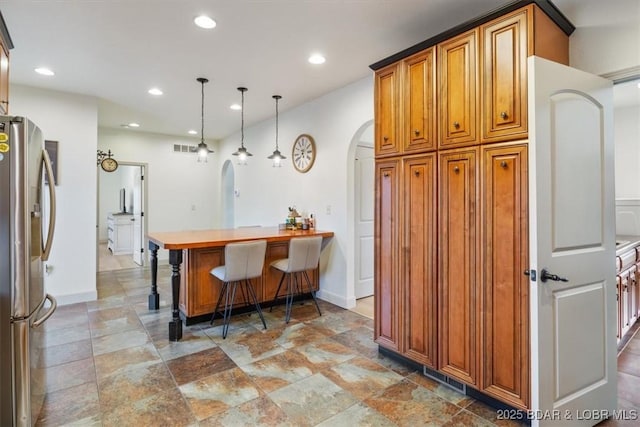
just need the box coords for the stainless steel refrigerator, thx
[0,116,57,426]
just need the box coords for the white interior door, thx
[132,166,144,266]
[355,144,374,298]
[529,56,615,426]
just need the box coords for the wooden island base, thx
[147,227,334,340]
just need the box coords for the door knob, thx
[540,268,568,283]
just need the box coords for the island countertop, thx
[147,227,334,250]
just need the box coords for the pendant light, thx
[232,87,252,164]
[196,77,213,162]
[267,95,286,167]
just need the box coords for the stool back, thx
[287,236,322,272]
[223,240,267,281]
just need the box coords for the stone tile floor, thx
[35,266,640,426]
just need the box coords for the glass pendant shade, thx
[268,95,286,167]
[196,77,212,162]
[232,87,252,164]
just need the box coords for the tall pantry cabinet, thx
[373,2,570,410]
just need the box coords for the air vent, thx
[423,366,466,394]
[173,144,198,153]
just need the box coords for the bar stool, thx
[210,240,267,338]
[270,236,323,323]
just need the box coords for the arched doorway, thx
[347,120,375,307]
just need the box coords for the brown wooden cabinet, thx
[480,5,569,143]
[480,10,528,142]
[375,63,401,157]
[438,29,479,149]
[402,154,437,368]
[404,49,436,153]
[481,143,529,409]
[374,159,400,351]
[372,1,572,411]
[438,147,479,386]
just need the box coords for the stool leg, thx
[270,272,286,312]
[285,273,294,324]
[303,271,322,316]
[294,272,303,305]
[211,282,228,325]
[222,281,238,339]
[239,282,250,313]
[245,279,267,330]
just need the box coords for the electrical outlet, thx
[191,204,196,211]
[326,205,332,215]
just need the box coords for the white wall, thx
[567,0,640,75]
[10,84,98,304]
[98,128,220,261]
[217,77,374,308]
[614,105,640,199]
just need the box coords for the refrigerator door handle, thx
[31,294,57,328]
[41,149,56,261]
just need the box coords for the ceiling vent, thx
[173,144,198,154]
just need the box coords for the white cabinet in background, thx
[107,213,133,255]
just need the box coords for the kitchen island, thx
[147,227,334,341]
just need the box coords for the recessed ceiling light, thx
[148,87,163,96]
[194,15,216,29]
[188,130,198,135]
[35,67,55,76]
[230,104,242,111]
[308,54,326,65]
[128,122,140,128]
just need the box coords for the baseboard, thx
[54,290,98,306]
[316,289,353,309]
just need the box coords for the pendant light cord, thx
[240,89,245,148]
[275,96,279,150]
[200,80,205,144]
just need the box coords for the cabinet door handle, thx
[500,111,508,120]
[453,166,460,173]
[414,170,420,177]
[453,121,460,129]
[414,129,420,136]
[383,136,389,142]
[383,172,390,177]
[500,161,508,168]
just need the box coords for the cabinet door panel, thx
[481,9,528,142]
[438,148,479,385]
[403,154,437,367]
[481,143,529,409]
[375,159,400,350]
[439,30,478,149]
[375,64,400,157]
[404,49,436,153]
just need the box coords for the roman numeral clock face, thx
[292,134,316,173]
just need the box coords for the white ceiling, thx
[1,0,637,141]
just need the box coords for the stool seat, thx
[270,236,323,323]
[210,239,267,338]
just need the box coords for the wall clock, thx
[101,156,118,172]
[292,134,316,173]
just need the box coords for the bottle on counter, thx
[309,214,315,229]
